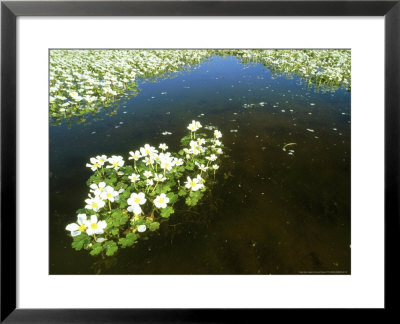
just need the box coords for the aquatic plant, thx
[49,50,212,125]
[65,121,224,257]
[50,49,350,125]
[217,49,351,92]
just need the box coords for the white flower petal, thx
[138,225,147,232]
[98,220,107,229]
[77,214,87,224]
[66,223,79,231]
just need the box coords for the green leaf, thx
[166,179,176,187]
[104,241,118,256]
[90,243,103,256]
[161,185,171,193]
[166,192,178,204]
[185,161,195,170]
[160,206,174,218]
[110,228,119,236]
[119,201,128,208]
[178,188,187,197]
[149,222,160,231]
[118,233,137,248]
[185,191,204,206]
[121,189,131,199]
[71,235,91,251]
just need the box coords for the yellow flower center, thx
[159,198,164,203]
[112,162,118,167]
[92,202,98,208]
[190,181,196,187]
[134,198,141,204]
[93,163,99,168]
[145,149,150,154]
[91,223,98,229]
[78,224,86,232]
[107,193,112,198]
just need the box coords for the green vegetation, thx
[65,121,224,257]
[50,49,351,125]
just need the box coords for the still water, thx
[50,55,350,274]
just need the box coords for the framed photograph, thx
[1,0,398,321]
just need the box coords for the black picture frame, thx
[1,0,398,321]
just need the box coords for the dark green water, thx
[50,55,350,274]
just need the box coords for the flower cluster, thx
[50,50,351,126]
[218,49,351,92]
[65,121,224,257]
[49,50,212,125]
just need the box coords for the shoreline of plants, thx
[50,49,351,125]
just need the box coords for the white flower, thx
[128,204,142,215]
[187,120,202,132]
[214,130,222,138]
[127,192,146,206]
[159,143,168,151]
[216,148,223,155]
[197,138,206,145]
[128,173,140,182]
[146,179,154,186]
[196,174,205,187]
[128,150,141,161]
[198,164,208,172]
[159,156,173,171]
[140,144,157,157]
[154,173,166,182]
[65,214,87,237]
[144,156,154,166]
[89,182,106,196]
[185,176,202,191]
[86,157,100,171]
[143,170,152,178]
[154,193,169,209]
[137,225,147,233]
[106,155,124,170]
[84,215,107,236]
[189,140,204,155]
[214,139,222,146]
[212,164,219,170]
[95,155,108,166]
[100,186,119,202]
[174,158,184,166]
[85,196,105,212]
[206,154,218,162]
[96,237,105,243]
